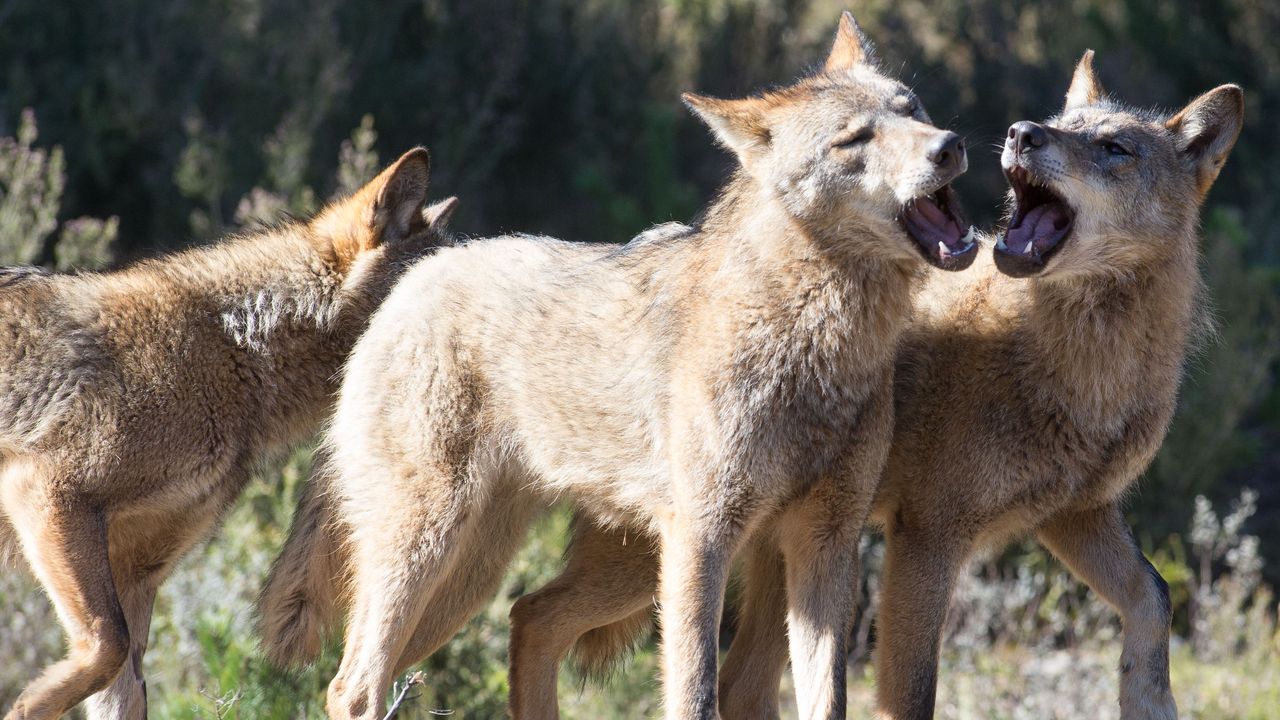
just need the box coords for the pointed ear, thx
[1166,84,1244,196]
[825,11,875,72]
[684,92,771,167]
[1064,50,1106,110]
[367,147,431,244]
[423,196,458,231]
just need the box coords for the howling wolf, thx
[261,12,976,720]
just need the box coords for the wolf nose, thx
[1008,121,1048,154]
[927,131,965,173]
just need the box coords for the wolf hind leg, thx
[719,532,788,720]
[2,479,130,720]
[1037,503,1177,720]
[84,498,227,720]
[508,519,658,720]
[388,481,544,676]
[325,466,494,720]
[81,582,156,720]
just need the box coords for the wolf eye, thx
[1102,141,1131,157]
[831,128,873,148]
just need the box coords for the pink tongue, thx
[903,197,965,252]
[913,197,949,228]
[1006,202,1070,254]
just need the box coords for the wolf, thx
[259,12,975,720]
[0,149,455,720]
[493,52,1244,720]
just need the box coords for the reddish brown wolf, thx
[259,12,976,720]
[0,150,454,720]
[490,52,1243,720]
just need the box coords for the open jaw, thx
[899,184,977,271]
[994,165,1075,277]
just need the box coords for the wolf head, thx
[996,50,1244,279]
[309,147,457,275]
[686,11,975,271]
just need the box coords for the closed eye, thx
[1101,140,1132,157]
[831,127,873,148]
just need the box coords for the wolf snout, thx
[1007,121,1048,155]
[927,131,966,174]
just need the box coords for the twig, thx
[381,671,450,720]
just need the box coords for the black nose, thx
[927,131,965,173]
[1008,121,1048,154]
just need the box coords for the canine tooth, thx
[995,233,1007,250]
[961,226,975,247]
[1024,239,1035,255]
[938,241,948,257]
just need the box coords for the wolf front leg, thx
[873,518,971,720]
[776,475,873,720]
[1037,503,1177,720]
[658,509,745,720]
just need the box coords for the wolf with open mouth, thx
[258,12,979,720]
[478,50,1243,720]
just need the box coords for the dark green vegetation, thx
[1,1,1277,717]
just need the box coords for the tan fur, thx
[270,13,973,720]
[510,56,1244,720]
[0,149,454,720]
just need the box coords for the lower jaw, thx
[931,244,978,271]
[993,244,1048,278]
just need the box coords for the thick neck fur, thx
[688,171,920,375]
[1011,247,1199,430]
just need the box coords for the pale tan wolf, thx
[259,12,977,720]
[490,52,1244,720]
[0,149,456,720]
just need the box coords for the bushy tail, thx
[569,604,655,680]
[256,453,350,667]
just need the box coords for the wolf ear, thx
[1166,84,1244,196]
[1064,50,1105,110]
[825,11,875,72]
[367,147,431,244]
[684,93,771,168]
[423,196,459,232]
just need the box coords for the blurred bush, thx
[0,110,116,268]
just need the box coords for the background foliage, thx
[2,0,1278,717]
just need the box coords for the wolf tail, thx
[256,452,350,667]
[569,604,655,680]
